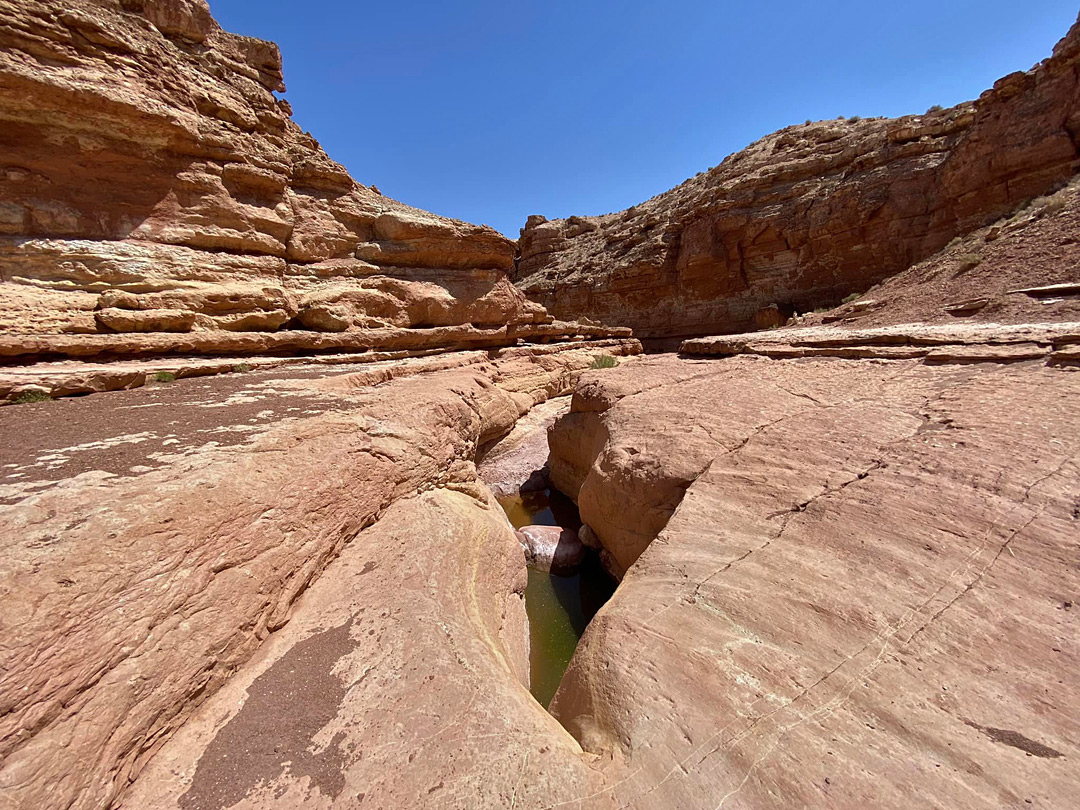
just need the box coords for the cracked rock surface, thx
[547,351,1079,808]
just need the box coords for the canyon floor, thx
[1,323,1075,809]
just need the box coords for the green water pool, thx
[498,489,616,708]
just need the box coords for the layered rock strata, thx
[514,16,1080,339]
[547,350,1079,808]
[792,177,1080,329]
[0,0,622,359]
[681,321,1080,364]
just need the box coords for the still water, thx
[497,488,616,708]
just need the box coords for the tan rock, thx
[125,486,602,810]
[516,525,585,575]
[477,396,569,496]
[95,307,196,333]
[0,324,637,363]
[0,341,630,810]
[0,0,595,360]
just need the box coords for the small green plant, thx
[231,363,251,373]
[848,115,861,123]
[926,104,944,114]
[842,292,861,304]
[11,390,51,404]
[804,119,812,125]
[589,354,618,370]
[153,371,176,383]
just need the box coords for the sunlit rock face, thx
[0,0,572,355]
[513,15,1080,339]
[547,346,1079,809]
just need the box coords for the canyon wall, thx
[0,0,624,360]
[513,16,1080,339]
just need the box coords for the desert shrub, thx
[842,292,861,304]
[153,371,176,383]
[848,115,861,123]
[954,253,983,275]
[1044,196,1068,215]
[926,104,944,114]
[590,354,617,369]
[11,390,51,404]
[232,363,251,373]
[1034,191,1069,217]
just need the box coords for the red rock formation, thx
[547,349,1080,808]
[0,0,619,355]
[791,178,1080,329]
[0,340,639,810]
[514,15,1080,339]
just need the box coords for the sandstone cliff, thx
[514,16,1080,339]
[792,176,1080,329]
[0,0,622,359]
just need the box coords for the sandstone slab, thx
[516,525,585,575]
[547,353,1080,808]
[0,340,633,810]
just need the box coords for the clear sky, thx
[209,1,1078,236]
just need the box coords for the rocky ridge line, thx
[514,16,1080,339]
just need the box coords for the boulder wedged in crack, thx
[0,339,638,810]
[546,351,1080,808]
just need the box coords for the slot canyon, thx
[0,2,1077,809]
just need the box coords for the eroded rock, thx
[546,352,1080,808]
[0,0,614,357]
[0,340,637,810]
[513,16,1080,339]
[516,525,585,575]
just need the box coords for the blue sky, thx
[210,1,1078,236]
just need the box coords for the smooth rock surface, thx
[477,396,569,496]
[0,340,636,810]
[124,486,603,810]
[547,352,1079,808]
